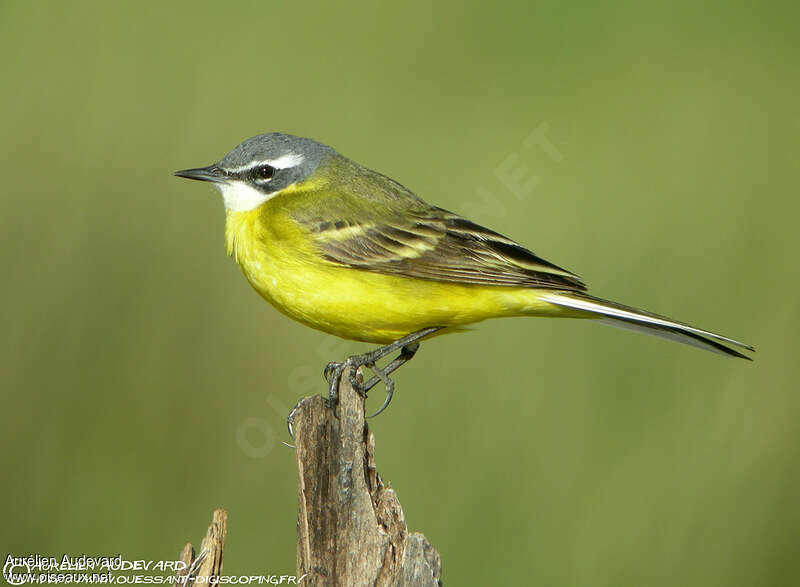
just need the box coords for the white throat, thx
[216,181,273,212]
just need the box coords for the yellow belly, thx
[225,207,581,344]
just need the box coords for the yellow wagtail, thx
[175,133,753,418]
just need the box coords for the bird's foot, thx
[322,326,443,419]
[323,356,369,404]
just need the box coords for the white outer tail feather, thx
[540,292,754,360]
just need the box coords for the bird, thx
[174,132,754,419]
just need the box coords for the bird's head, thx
[174,133,336,211]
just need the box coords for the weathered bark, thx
[176,509,227,586]
[293,368,442,586]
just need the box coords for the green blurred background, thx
[2,1,798,585]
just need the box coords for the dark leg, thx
[361,342,420,393]
[323,326,443,416]
[286,327,442,439]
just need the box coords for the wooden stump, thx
[176,509,227,586]
[292,368,442,586]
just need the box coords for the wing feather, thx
[304,206,585,291]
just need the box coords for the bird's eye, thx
[257,165,275,180]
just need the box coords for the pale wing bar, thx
[308,208,586,291]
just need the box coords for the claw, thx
[325,361,346,406]
[348,362,369,396]
[368,392,393,419]
[366,363,394,418]
[323,361,339,382]
[320,327,443,419]
[286,403,298,440]
[285,400,305,446]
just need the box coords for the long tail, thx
[539,292,755,360]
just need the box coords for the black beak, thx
[173,165,226,183]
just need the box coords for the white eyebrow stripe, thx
[268,153,305,169]
[226,153,305,173]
